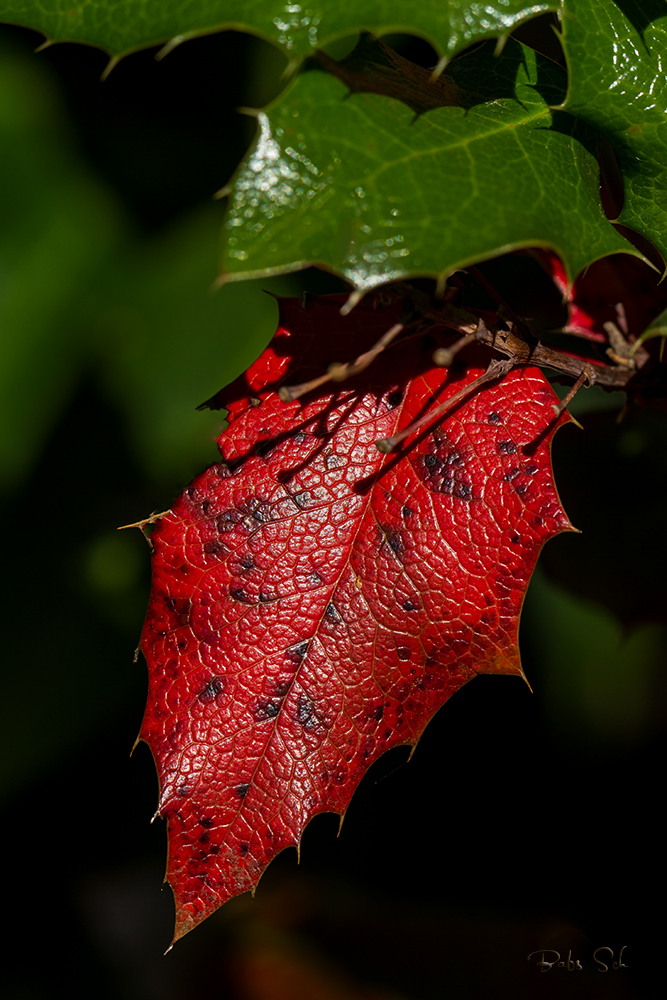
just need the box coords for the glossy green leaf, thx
[220,40,634,291]
[561,0,667,264]
[0,0,557,61]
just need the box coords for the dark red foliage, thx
[537,249,667,343]
[139,294,572,941]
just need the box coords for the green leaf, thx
[0,0,557,61]
[561,0,667,265]
[220,40,634,291]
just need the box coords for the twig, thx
[376,357,513,453]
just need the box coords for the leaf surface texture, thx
[139,294,573,939]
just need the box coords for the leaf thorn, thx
[429,55,449,82]
[156,35,187,61]
[100,56,120,82]
[340,290,364,316]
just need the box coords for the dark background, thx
[1,16,664,1000]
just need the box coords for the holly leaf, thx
[0,0,556,62]
[561,0,667,265]
[139,293,573,941]
[220,39,634,291]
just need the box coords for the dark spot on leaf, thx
[240,552,254,570]
[275,679,291,697]
[425,655,437,667]
[259,591,277,603]
[204,539,226,557]
[287,640,310,662]
[201,500,212,515]
[293,491,311,508]
[515,484,527,495]
[402,599,416,611]
[199,832,210,845]
[380,524,404,558]
[511,534,521,544]
[309,572,323,585]
[165,597,192,627]
[489,412,501,423]
[187,858,207,876]
[325,452,345,470]
[325,603,343,624]
[416,431,474,500]
[372,705,384,721]
[245,499,272,522]
[198,676,225,703]
[383,727,392,741]
[296,692,318,729]
[199,816,214,828]
[231,587,253,603]
[523,463,538,475]
[249,396,262,407]
[215,463,231,478]
[534,515,544,526]
[497,439,517,455]
[387,388,404,407]
[254,698,282,720]
[402,506,413,518]
[294,432,308,443]
[239,842,249,857]
[217,509,243,533]
[397,646,411,661]
[503,467,520,482]
[236,783,250,800]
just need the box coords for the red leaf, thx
[139,294,573,942]
[536,248,667,342]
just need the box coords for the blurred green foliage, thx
[0,32,302,798]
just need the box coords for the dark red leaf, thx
[536,249,667,343]
[139,294,573,941]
